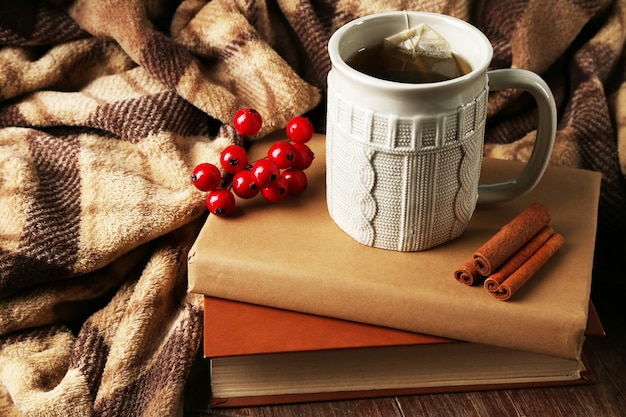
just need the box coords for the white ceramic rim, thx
[328,11,493,91]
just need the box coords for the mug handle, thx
[477,69,557,204]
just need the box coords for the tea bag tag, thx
[384,23,452,59]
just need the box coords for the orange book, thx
[204,296,600,408]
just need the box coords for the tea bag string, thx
[402,10,410,70]
[402,11,420,59]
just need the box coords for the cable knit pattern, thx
[327,78,488,251]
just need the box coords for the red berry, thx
[267,141,297,169]
[220,145,249,174]
[291,143,314,170]
[206,188,236,216]
[191,163,221,191]
[233,108,263,136]
[286,116,314,143]
[251,159,280,188]
[281,169,308,195]
[232,169,259,199]
[261,176,289,203]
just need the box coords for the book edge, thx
[208,349,594,408]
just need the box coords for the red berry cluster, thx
[191,109,315,216]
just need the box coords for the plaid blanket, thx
[1,0,624,415]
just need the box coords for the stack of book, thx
[188,133,603,408]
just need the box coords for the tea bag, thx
[383,23,466,82]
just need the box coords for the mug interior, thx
[330,11,492,85]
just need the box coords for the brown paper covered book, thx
[188,133,601,360]
[204,296,600,407]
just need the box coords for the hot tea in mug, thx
[346,43,472,83]
[326,11,556,252]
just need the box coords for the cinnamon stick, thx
[454,259,483,286]
[484,232,564,300]
[483,226,555,288]
[472,203,551,276]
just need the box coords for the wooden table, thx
[184,280,626,417]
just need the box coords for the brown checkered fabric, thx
[1,0,624,415]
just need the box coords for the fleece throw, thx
[1,0,625,415]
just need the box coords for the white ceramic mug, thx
[326,11,556,251]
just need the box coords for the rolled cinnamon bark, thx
[485,232,565,301]
[454,259,483,286]
[483,226,555,288]
[472,203,551,276]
